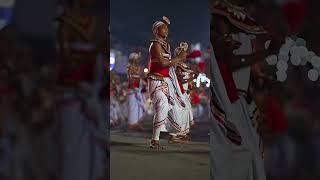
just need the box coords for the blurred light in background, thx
[110,51,115,71]
[0,0,14,30]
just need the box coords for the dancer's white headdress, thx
[152,16,170,35]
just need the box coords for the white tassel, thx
[308,69,319,81]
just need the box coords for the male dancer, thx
[148,16,192,149]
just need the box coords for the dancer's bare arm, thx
[150,42,187,67]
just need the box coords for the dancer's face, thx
[157,24,169,39]
[132,58,140,64]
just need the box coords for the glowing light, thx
[144,68,149,73]
[110,52,115,71]
[290,55,301,66]
[110,57,115,64]
[296,38,306,47]
[308,69,319,81]
[290,46,299,56]
[276,71,287,82]
[266,55,278,65]
[306,51,316,62]
[276,60,288,71]
[311,56,320,68]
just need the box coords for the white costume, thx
[56,42,107,180]
[148,47,192,139]
[209,1,266,178]
[127,78,146,126]
[110,92,120,125]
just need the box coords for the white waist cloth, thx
[148,67,192,135]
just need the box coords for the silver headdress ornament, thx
[162,16,170,25]
[152,16,170,35]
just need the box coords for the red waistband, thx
[148,61,170,77]
[58,59,96,83]
[128,79,140,89]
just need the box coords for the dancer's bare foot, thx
[177,134,191,141]
[150,140,164,150]
[168,135,187,144]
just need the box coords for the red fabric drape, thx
[281,1,306,34]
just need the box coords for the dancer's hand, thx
[177,51,188,62]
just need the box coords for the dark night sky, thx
[110,0,211,49]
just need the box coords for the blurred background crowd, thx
[0,0,108,179]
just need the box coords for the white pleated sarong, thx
[149,67,192,135]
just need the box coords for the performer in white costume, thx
[208,0,283,179]
[55,0,107,179]
[110,72,122,128]
[110,86,120,128]
[127,52,146,131]
[147,16,193,149]
[118,82,129,124]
